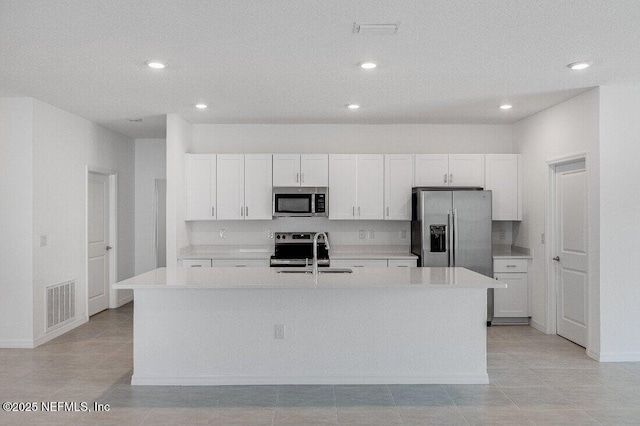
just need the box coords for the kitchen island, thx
[114,267,505,386]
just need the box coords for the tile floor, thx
[1,303,640,425]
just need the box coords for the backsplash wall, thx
[188,219,410,247]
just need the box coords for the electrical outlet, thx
[368,230,375,240]
[499,229,506,240]
[400,229,407,240]
[359,230,366,240]
[219,229,226,239]
[267,230,274,239]
[40,235,48,247]
[274,324,285,339]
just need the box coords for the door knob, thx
[552,256,560,261]
[106,246,112,251]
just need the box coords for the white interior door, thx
[88,172,110,316]
[554,160,588,347]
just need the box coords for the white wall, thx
[512,89,600,353]
[31,99,135,345]
[598,86,640,360]
[0,98,34,346]
[135,139,166,274]
[191,124,513,154]
[166,115,192,262]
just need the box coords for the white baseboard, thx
[530,319,547,333]
[131,373,490,386]
[33,316,88,347]
[116,294,134,307]
[0,339,36,348]
[588,350,640,362]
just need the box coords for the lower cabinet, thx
[493,259,529,323]
[331,258,417,268]
[182,259,212,268]
[211,259,270,268]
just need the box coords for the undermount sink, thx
[276,268,353,274]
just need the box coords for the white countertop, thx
[492,245,532,259]
[114,266,505,290]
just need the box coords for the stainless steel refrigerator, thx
[411,188,494,324]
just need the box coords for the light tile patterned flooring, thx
[1,303,640,425]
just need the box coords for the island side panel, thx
[132,287,488,385]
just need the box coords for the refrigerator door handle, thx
[447,210,452,266]
[453,208,459,267]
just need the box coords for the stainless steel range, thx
[270,232,329,267]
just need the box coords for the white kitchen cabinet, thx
[216,154,245,220]
[384,154,413,220]
[485,154,522,221]
[186,154,216,220]
[414,154,484,187]
[182,259,212,268]
[211,259,269,267]
[493,259,529,321]
[217,154,273,221]
[244,154,273,220]
[329,154,383,220]
[388,259,417,267]
[272,154,328,187]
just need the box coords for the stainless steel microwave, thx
[273,188,327,217]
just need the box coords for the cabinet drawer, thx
[182,259,212,268]
[493,259,527,273]
[331,259,388,268]
[211,259,269,267]
[388,259,417,267]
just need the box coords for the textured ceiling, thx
[1,0,640,139]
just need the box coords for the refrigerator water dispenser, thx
[430,225,446,252]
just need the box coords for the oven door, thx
[273,193,313,217]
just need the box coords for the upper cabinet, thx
[485,154,522,221]
[186,154,217,220]
[187,154,272,221]
[329,154,384,220]
[273,154,328,187]
[384,154,413,220]
[414,154,484,187]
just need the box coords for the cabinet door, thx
[272,154,301,187]
[329,154,357,219]
[244,154,273,220]
[414,154,449,186]
[217,154,245,220]
[212,259,270,267]
[494,272,528,317]
[448,154,484,187]
[384,154,413,220]
[300,154,328,187]
[186,154,216,220]
[356,155,384,220]
[485,154,521,220]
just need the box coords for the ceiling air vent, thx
[353,22,400,35]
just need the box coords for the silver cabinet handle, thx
[449,173,453,183]
[352,206,355,217]
[386,206,389,216]
[191,265,202,268]
[212,206,215,217]
[240,206,243,216]
[506,265,517,268]
[444,174,447,183]
[235,264,247,267]
[553,256,560,262]
[246,206,249,217]
[296,172,299,183]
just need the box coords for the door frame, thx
[86,167,118,315]
[545,152,589,344]
[153,178,167,268]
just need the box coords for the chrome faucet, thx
[312,232,330,275]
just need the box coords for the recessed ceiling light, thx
[195,103,208,109]
[499,104,513,110]
[567,61,591,70]
[347,104,360,109]
[146,61,166,69]
[360,62,377,70]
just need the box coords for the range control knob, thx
[276,235,280,239]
